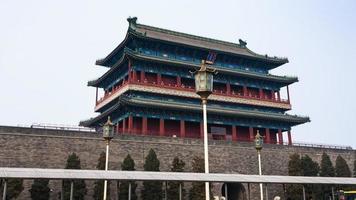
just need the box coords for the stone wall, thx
[0,126,355,199]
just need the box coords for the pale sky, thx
[0,0,355,147]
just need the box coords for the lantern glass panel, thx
[206,73,213,92]
[103,124,114,139]
[199,72,207,91]
[255,138,263,148]
[194,74,200,92]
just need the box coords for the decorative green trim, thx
[125,48,297,84]
[121,95,309,124]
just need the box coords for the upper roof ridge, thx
[135,23,246,49]
[126,17,288,63]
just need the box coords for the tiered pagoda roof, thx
[81,94,309,127]
[96,17,288,68]
[81,17,309,143]
[88,48,298,88]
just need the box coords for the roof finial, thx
[239,39,247,48]
[127,17,138,30]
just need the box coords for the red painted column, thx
[287,86,291,103]
[226,83,231,95]
[180,120,185,138]
[95,87,98,105]
[200,122,204,139]
[277,91,281,101]
[271,90,275,100]
[259,88,263,99]
[142,117,147,135]
[122,118,126,133]
[140,71,145,82]
[177,76,181,87]
[288,130,292,145]
[266,128,271,144]
[249,127,254,141]
[157,74,162,84]
[243,86,248,96]
[116,124,119,134]
[159,118,165,136]
[232,125,237,141]
[132,70,137,82]
[128,59,132,82]
[278,129,283,145]
[128,116,133,134]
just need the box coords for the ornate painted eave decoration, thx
[94,84,292,113]
[96,17,288,68]
[80,95,310,127]
[88,48,297,88]
[125,48,297,83]
[121,96,310,124]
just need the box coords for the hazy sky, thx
[1,0,355,147]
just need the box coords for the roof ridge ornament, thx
[127,17,138,30]
[239,39,247,48]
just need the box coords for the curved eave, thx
[96,22,288,68]
[79,102,121,127]
[122,96,310,125]
[89,48,297,88]
[131,24,289,68]
[125,49,298,85]
[81,95,309,128]
[95,30,133,67]
[88,55,129,87]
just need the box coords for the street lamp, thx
[102,116,114,200]
[255,130,264,200]
[193,60,216,200]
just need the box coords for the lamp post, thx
[193,60,216,200]
[102,116,114,200]
[255,130,264,200]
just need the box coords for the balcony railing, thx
[96,80,130,105]
[287,141,353,150]
[95,78,290,106]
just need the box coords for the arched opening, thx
[221,183,247,200]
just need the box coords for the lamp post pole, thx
[255,130,264,200]
[193,60,216,200]
[202,97,209,200]
[102,117,114,200]
[2,179,7,200]
[103,139,110,200]
[257,149,263,200]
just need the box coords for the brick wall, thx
[0,126,355,199]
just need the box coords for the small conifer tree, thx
[286,153,303,199]
[301,155,320,199]
[93,151,110,200]
[30,179,50,200]
[320,153,335,177]
[1,179,24,200]
[335,155,351,191]
[118,154,137,200]
[189,156,209,200]
[319,152,335,198]
[167,156,186,200]
[142,149,162,200]
[62,153,87,200]
[335,155,351,177]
